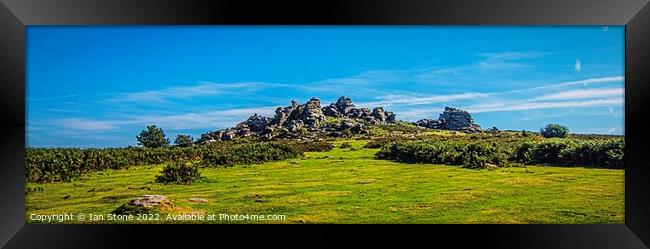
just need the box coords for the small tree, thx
[136,125,170,148]
[540,124,569,138]
[174,135,194,147]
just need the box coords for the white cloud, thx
[537,87,623,101]
[358,93,489,107]
[49,106,279,132]
[504,76,624,94]
[574,59,581,72]
[465,98,623,113]
[56,119,119,131]
[115,81,289,103]
[476,52,543,71]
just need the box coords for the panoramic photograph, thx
[26,26,624,224]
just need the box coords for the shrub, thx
[137,125,170,148]
[514,142,535,164]
[376,140,510,168]
[201,142,303,167]
[174,135,194,147]
[531,139,570,164]
[513,139,624,168]
[540,124,569,138]
[155,160,202,185]
[25,141,303,183]
[340,142,353,149]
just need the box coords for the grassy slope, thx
[25,139,624,224]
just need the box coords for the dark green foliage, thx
[174,135,194,147]
[26,141,305,183]
[514,142,535,164]
[377,137,624,169]
[340,142,353,149]
[26,146,203,183]
[540,124,569,138]
[514,139,624,168]
[155,160,202,185]
[136,125,170,148]
[200,142,303,167]
[376,140,510,168]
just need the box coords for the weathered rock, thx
[243,113,271,132]
[290,97,326,127]
[221,130,236,140]
[414,107,482,133]
[414,119,440,129]
[346,108,371,119]
[350,123,369,134]
[339,119,357,130]
[322,105,341,117]
[371,107,387,121]
[188,198,208,203]
[132,195,170,208]
[333,96,355,114]
[286,120,305,133]
[112,195,173,215]
[199,96,399,141]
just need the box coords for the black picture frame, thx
[1,0,649,248]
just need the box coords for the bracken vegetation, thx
[514,139,624,168]
[376,140,511,168]
[26,140,332,183]
[376,137,624,169]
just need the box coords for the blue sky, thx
[27,26,624,148]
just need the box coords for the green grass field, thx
[25,139,624,224]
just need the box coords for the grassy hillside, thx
[25,139,623,224]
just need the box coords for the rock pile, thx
[414,107,483,133]
[198,96,398,143]
[111,195,173,215]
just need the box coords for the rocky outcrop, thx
[198,96,397,143]
[414,107,482,133]
[322,96,355,117]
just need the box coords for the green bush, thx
[340,142,353,149]
[26,141,303,183]
[155,160,202,185]
[377,138,623,169]
[201,142,303,167]
[514,139,624,168]
[540,124,569,138]
[376,140,510,168]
